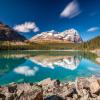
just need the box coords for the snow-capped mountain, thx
[30,29,83,43]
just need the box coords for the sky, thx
[0,0,100,41]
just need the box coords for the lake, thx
[0,50,100,86]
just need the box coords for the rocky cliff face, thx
[30,29,83,43]
[0,22,26,41]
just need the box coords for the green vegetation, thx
[75,36,100,50]
[0,36,100,50]
[0,41,78,50]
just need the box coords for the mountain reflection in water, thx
[28,56,81,70]
[0,51,100,85]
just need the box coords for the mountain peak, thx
[63,28,79,35]
[48,30,57,33]
[0,22,26,41]
[30,28,83,43]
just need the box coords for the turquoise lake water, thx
[0,51,100,85]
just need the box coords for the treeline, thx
[0,43,77,50]
[76,36,100,50]
[0,36,99,50]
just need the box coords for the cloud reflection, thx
[14,66,38,76]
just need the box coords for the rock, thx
[97,78,100,85]
[73,94,78,100]
[96,96,100,100]
[91,93,98,98]
[19,90,43,100]
[96,58,100,64]
[8,83,17,93]
[0,86,3,92]
[53,80,60,88]
[65,97,73,100]
[0,94,6,99]
[80,94,89,100]
[38,78,61,98]
[17,84,43,100]
[0,76,100,100]
[54,83,76,99]
[0,83,43,100]
[82,89,89,95]
[38,78,53,86]
[8,94,18,100]
[89,77,100,94]
[44,95,64,100]
[75,77,90,96]
[38,78,54,98]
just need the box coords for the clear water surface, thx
[0,50,100,85]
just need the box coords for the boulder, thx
[75,77,90,96]
[0,86,3,92]
[53,80,60,88]
[53,83,76,99]
[0,83,43,100]
[8,83,17,93]
[96,58,100,64]
[80,94,89,100]
[0,93,6,99]
[17,84,43,100]
[0,76,100,100]
[73,94,78,100]
[89,77,100,94]
[38,78,54,87]
[44,95,64,100]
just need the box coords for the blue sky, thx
[0,0,100,41]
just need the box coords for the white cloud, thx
[87,27,100,32]
[33,27,39,32]
[13,22,39,33]
[60,0,81,18]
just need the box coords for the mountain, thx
[0,22,26,41]
[30,29,83,43]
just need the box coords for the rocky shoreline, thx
[0,76,100,100]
